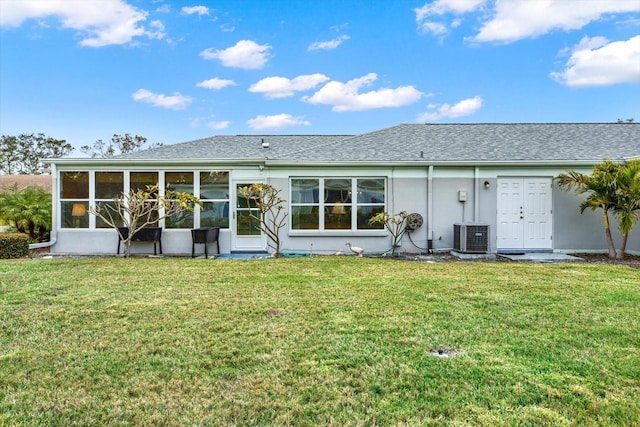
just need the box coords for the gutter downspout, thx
[29,163,57,250]
[427,165,434,250]
[474,166,480,222]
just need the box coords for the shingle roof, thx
[117,135,351,161]
[274,123,639,163]
[113,123,639,164]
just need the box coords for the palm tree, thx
[612,160,640,259]
[556,161,619,258]
[556,160,640,260]
[0,185,51,241]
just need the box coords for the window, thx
[356,178,385,230]
[60,172,89,228]
[291,179,319,230]
[199,171,229,228]
[95,172,124,228]
[235,183,262,236]
[58,170,232,230]
[325,179,352,229]
[130,171,158,193]
[291,178,385,231]
[165,172,194,228]
[130,172,159,223]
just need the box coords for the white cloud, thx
[190,115,231,129]
[181,6,210,16]
[132,89,192,110]
[415,1,640,43]
[249,74,330,99]
[308,35,350,51]
[0,0,166,47]
[420,21,449,36]
[417,96,483,122]
[550,36,640,87]
[196,78,237,90]
[247,114,311,130]
[303,73,423,112]
[207,120,231,130]
[415,0,485,36]
[416,0,486,18]
[219,23,235,32]
[472,0,640,43]
[200,40,271,69]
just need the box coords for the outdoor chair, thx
[116,227,163,255]
[191,227,220,258]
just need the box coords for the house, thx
[46,123,640,256]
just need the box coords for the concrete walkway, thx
[496,253,584,263]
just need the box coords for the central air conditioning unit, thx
[453,222,490,253]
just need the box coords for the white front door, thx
[497,178,552,250]
[231,182,266,252]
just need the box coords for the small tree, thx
[90,185,200,257]
[238,183,288,257]
[612,160,640,256]
[369,211,409,256]
[556,160,640,259]
[0,185,51,242]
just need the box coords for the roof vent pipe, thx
[261,138,269,149]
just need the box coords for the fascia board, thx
[45,157,630,168]
[264,159,612,167]
[45,158,266,167]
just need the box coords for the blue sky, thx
[1,0,639,151]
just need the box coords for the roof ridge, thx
[233,134,354,137]
[406,122,632,125]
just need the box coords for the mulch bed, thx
[388,252,640,268]
[27,247,640,268]
[569,253,640,269]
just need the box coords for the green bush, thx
[0,185,51,242]
[0,233,30,259]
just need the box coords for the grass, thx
[0,257,638,426]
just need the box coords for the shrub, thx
[369,211,409,255]
[0,232,29,259]
[0,184,51,242]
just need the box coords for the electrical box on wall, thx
[458,190,467,202]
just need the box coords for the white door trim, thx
[231,181,267,252]
[497,177,552,251]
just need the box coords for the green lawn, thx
[1,257,638,426]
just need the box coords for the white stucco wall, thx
[48,163,639,256]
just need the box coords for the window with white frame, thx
[130,171,159,224]
[60,171,89,228]
[59,170,232,230]
[199,171,230,228]
[165,172,195,229]
[94,172,124,228]
[290,178,385,231]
